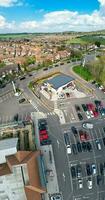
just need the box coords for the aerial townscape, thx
[1,0,105,200]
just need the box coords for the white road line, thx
[57,140,60,148]
[62,172,66,182]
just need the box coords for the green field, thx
[67,38,88,45]
[73,65,93,81]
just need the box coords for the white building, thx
[43,74,75,100]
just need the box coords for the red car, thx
[79,131,90,141]
[93,110,99,118]
[40,134,48,141]
[39,129,47,135]
[87,103,95,111]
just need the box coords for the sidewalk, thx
[31,112,60,200]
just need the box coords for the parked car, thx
[93,110,99,118]
[77,142,82,153]
[64,133,71,154]
[79,130,90,141]
[100,163,104,175]
[75,105,81,112]
[87,178,92,189]
[82,104,87,112]
[51,194,62,200]
[19,98,26,103]
[91,164,96,175]
[86,111,91,119]
[95,139,102,150]
[86,164,92,176]
[82,122,94,129]
[103,137,105,146]
[86,142,92,152]
[38,119,47,130]
[78,113,83,121]
[20,76,25,80]
[78,179,83,189]
[76,165,82,178]
[103,127,105,133]
[72,144,77,154]
[97,175,102,185]
[82,142,87,152]
[43,67,48,71]
[71,166,76,178]
[71,126,78,136]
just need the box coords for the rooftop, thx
[46,73,74,89]
[0,138,18,151]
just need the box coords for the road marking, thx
[62,173,66,182]
[57,140,60,148]
[29,100,39,111]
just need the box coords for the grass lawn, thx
[73,65,93,81]
[67,38,88,45]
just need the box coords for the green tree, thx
[95,41,101,47]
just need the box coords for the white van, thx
[82,122,93,129]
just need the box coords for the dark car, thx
[92,80,96,84]
[97,175,102,185]
[100,163,104,175]
[38,119,47,130]
[28,73,32,76]
[75,105,81,112]
[103,127,105,133]
[72,144,77,154]
[82,104,87,112]
[14,113,19,122]
[82,142,87,152]
[19,98,26,103]
[94,100,102,108]
[41,139,51,146]
[71,166,76,178]
[20,76,25,80]
[55,64,59,67]
[86,142,92,152]
[78,113,83,121]
[43,67,48,71]
[76,165,82,178]
[67,60,70,63]
[77,142,82,153]
[71,126,78,136]
[60,62,64,65]
[86,164,92,176]
[103,137,105,146]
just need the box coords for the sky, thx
[0,0,105,33]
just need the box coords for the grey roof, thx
[0,138,18,151]
[46,74,74,89]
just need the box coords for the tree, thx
[71,49,83,59]
[95,41,101,47]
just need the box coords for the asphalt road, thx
[47,114,73,200]
[1,62,105,200]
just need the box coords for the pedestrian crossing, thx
[0,112,31,124]
[47,112,56,116]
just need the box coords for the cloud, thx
[19,10,105,32]
[19,21,39,30]
[98,0,105,6]
[0,0,105,32]
[0,0,22,7]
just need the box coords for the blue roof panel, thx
[46,74,74,89]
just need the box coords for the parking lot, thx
[59,98,105,124]
[62,120,105,200]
